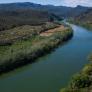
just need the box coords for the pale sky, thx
[0,0,92,7]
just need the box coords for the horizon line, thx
[0,1,91,8]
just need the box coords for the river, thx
[0,24,92,92]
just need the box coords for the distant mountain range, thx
[0,2,91,18]
[0,2,91,31]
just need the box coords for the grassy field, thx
[0,24,73,75]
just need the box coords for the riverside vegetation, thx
[0,22,73,75]
[68,19,92,30]
[60,9,92,92]
[60,54,92,92]
[0,4,73,75]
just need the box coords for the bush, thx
[70,73,91,89]
[82,64,92,75]
[60,54,92,92]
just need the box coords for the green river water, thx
[0,24,92,92]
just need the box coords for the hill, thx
[0,2,90,18]
[0,8,61,31]
[75,8,92,22]
[0,2,91,31]
[66,5,91,18]
[0,2,72,17]
[73,8,92,29]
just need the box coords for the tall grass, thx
[0,28,73,74]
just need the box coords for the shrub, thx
[82,64,92,75]
[70,73,91,89]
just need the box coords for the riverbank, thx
[80,23,92,30]
[73,22,92,30]
[0,25,73,75]
[68,19,92,30]
[60,54,92,92]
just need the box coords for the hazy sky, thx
[0,0,92,7]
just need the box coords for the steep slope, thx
[75,8,92,22]
[74,9,92,29]
[0,8,60,31]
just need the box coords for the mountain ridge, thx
[0,2,91,18]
